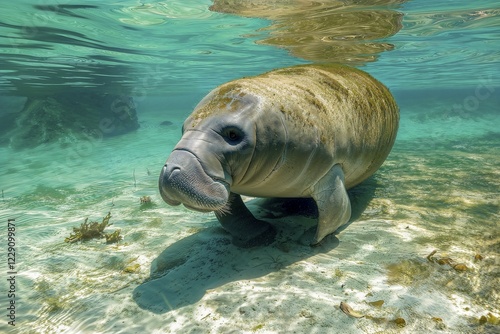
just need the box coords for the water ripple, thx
[0,0,292,96]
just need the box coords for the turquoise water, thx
[1,1,499,333]
[0,0,302,96]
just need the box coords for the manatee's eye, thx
[222,126,243,143]
[228,130,238,140]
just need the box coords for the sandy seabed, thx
[1,103,498,334]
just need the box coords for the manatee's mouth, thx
[159,150,230,212]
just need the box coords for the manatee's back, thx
[252,64,399,189]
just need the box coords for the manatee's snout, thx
[159,150,230,212]
[159,164,182,207]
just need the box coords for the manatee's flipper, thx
[311,164,351,245]
[215,192,276,248]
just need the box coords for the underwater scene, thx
[0,0,499,333]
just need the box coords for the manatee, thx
[159,64,399,247]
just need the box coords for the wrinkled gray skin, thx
[159,64,399,247]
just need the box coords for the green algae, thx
[123,263,141,274]
[386,259,432,286]
[252,323,264,331]
[105,229,123,244]
[45,296,65,313]
[64,212,122,244]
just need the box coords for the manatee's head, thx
[159,82,286,212]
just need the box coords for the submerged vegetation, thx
[104,229,123,244]
[64,212,122,244]
[139,195,154,209]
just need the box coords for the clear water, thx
[0,1,499,333]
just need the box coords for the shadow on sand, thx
[133,177,378,313]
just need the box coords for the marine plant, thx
[105,229,123,244]
[139,195,154,209]
[64,212,122,244]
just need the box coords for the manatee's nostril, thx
[163,164,181,176]
[169,167,181,178]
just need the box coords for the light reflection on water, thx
[0,0,300,96]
